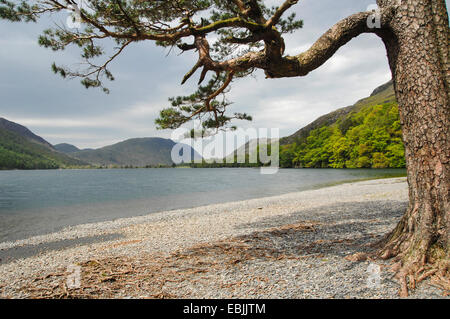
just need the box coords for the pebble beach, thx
[0,177,447,299]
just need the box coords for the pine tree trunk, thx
[377,0,449,295]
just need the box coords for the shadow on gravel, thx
[14,200,409,298]
[233,200,407,256]
[237,200,407,231]
[0,233,124,265]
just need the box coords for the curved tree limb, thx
[265,8,395,78]
[0,0,394,129]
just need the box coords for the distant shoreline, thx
[0,166,407,171]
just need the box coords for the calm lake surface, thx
[0,168,406,242]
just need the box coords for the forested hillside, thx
[0,127,86,169]
[279,81,405,168]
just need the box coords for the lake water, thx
[0,168,406,242]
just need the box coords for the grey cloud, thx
[0,0,422,148]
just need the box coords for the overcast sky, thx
[1,0,443,150]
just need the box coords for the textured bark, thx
[265,11,388,78]
[195,3,450,290]
[376,0,450,296]
[266,0,450,295]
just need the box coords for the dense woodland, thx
[189,97,406,170]
[279,102,405,169]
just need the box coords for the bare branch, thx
[182,60,202,85]
[205,71,235,111]
[266,0,299,28]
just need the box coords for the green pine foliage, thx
[280,102,406,168]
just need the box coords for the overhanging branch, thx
[265,9,394,78]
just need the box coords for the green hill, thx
[0,118,88,169]
[278,80,405,168]
[281,80,395,145]
[0,118,201,169]
[53,143,81,153]
[0,117,53,148]
[70,137,202,167]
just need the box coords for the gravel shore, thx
[0,177,447,299]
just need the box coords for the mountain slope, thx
[224,138,276,164]
[54,143,81,153]
[280,80,395,145]
[71,137,201,167]
[223,80,398,168]
[0,117,53,148]
[0,119,87,169]
[278,80,405,168]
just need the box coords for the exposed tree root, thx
[375,220,450,297]
[392,259,449,297]
[17,221,321,299]
[341,209,450,298]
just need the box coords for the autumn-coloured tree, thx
[1,0,448,295]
